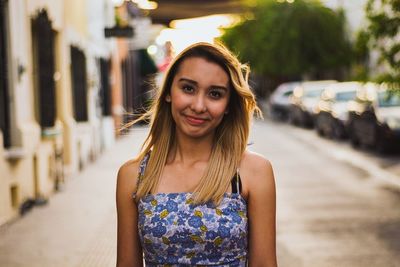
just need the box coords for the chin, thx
[180,127,215,139]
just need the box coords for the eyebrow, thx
[178,78,228,91]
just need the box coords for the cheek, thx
[209,100,229,117]
[170,95,188,112]
[169,88,184,108]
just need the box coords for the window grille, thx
[99,58,111,116]
[31,10,56,128]
[0,0,11,148]
[70,46,88,122]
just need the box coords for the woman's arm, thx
[242,152,277,267]
[116,160,143,267]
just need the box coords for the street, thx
[0,120,399,267]
[258,120,400,267]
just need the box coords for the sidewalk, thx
[0,127,148,267]
[1,121,399,267]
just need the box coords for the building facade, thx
[0,0,124,226]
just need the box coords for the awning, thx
[147,0,247,25]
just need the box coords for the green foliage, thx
[354,30,370,63]
[364,0,400,90]
[220,0,352,83]
[352,30,370,81]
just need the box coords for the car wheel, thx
[315,116,323,136]
[300,114,309,128]
[317,125,324,136]
[375,130,390,154]
[351,135,359,147]
[288,111,295,125]
[332,122,344,140]
[293,115,300,126]
[325,123,334,139]
[376,140,387,154]
[349,129,359,147]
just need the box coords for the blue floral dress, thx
[133,154,248,266]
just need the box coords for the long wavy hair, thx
[132,42,261,205]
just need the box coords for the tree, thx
[220,0,353,95]
[363,0,400,90]
[352,29,370,81]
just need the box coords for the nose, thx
[191,94,207,113]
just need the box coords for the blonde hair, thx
[131,42,262,205]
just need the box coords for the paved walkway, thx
[0,127,148,267]
[1,120,399,267]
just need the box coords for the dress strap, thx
[132,152,150,199]
[138,152,151,177]
[231,169,242,194]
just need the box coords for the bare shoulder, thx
[116,158,141,194]
[242,152,277,266]
[239,150,275,197]
[242,150,272,170]
[240,150,274,179]
[116,158,144,266]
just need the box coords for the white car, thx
[315,82,360,138]
[268,82,300,121]
[289,80,337,127]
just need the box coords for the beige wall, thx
[64,0,88,37]
[54,24,79,173]
[0,0,65,225]
[26,0,64,30]
[0,134,13,225]
[63,0,97,172]
[1,0,117,226]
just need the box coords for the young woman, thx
[116,42,277,266]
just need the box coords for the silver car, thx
[315,82,359,139]
[268,82,300,121]
[289,80,337,127]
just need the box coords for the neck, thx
[168,131,214,165]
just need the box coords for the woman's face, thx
[166,56,230,139]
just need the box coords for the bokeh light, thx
[155,14,240,54]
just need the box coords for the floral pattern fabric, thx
[134,155,248,266]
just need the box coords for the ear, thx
[224,109,229,115]
[165,94,171,102]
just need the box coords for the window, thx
[70,46,88,122]
[10,184,18,208]
[99,58,111,116]
[0,0,10,148]
[378,91,400,107]
[31,10,56,128]
[336,91,357,102]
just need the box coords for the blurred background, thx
[0,0,399,266]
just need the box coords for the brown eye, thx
[209,90,223,99]
[182,84,195,93]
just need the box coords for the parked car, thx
[268,81,300,121]
[347,83,400,153]
[315,82,359,139]
[289,80,337,127]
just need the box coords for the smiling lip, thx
[185,115,207,125]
